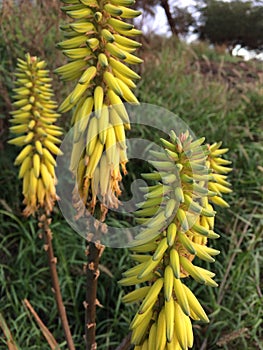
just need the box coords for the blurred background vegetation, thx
[0,0,262,349]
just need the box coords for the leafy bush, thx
[0,0,68,142]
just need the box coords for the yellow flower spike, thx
[207,142,232,207]
[56,0,142,219]
[121,130,232,349]
[9,54,62,216]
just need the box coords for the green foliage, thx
[0,0,62,67]
[0,0,69,139]
[198,0,263,51]
[0,204,134,349]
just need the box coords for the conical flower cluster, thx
[120,131,232,349]
[56,0,142,218]
[9,53,63,216]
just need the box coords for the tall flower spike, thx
[120,131,232,350]
[9,53,63,216]
[56,0,142,219]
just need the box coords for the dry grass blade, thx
[114,333,131,350]
[0,313,19,350]
[0,199,12,212]
[98,263,113,278]
[216,327,249,347]
[23,299,60,350]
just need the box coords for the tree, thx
[171,3,196,37]
[197,0,263,51]
[136,0,194,38]
[160,0,179,37]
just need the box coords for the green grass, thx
[0,203,135,349]
[1,30,263,350]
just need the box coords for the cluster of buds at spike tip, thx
[8,53,63,216]
[119,130,232,350]
[55,0,142,219]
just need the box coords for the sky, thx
[138,0,197,36]
[136,0,261,60]
[138,0,234,36]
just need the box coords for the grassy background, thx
[0,1,263,349]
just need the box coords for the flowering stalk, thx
[56,0,142,219]
[120,131,232,350]
[8,53,62,217]
[56,2,142,348]
[8,54,75,350]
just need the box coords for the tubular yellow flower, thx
[56,0,142,218]
[120,131,232,349]
[9,53,62,216]
[207,141,233,208]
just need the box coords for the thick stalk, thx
[85,240,104,350]
[40,214,75,350]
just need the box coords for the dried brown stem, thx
[23,299,59,350]
[114,333,131,350]
[40,214,75,350]
[85,240,104,350]
[0,312,19,350]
